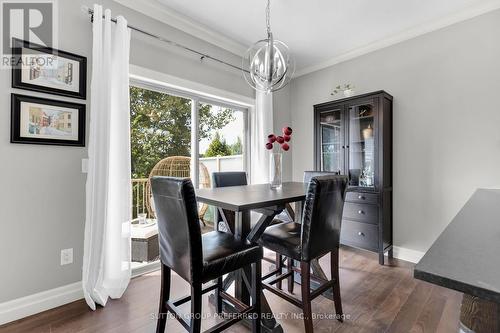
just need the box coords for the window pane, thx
[348,102,375,188]
[130,86,192,218]
[320,109,343,173]
[198,102,246,228]
[199,102,245,175]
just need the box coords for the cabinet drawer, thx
[343,202,378,224]
[345,191,378,204]
[341,220,378,251]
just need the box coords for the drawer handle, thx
[358,232,365,237]
[358,210,364,215]
[358,195,365,200]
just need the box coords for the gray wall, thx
[0,0,252,302]
[289,9,500,253]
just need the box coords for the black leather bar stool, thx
[212,171,290,290]
[257,175,348,333]
[151,176,263,333]
[281,170,341,294]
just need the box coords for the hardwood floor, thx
[0,246,462,333]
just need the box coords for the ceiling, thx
[117,0,500,76]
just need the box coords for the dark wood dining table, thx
[196,181,332,332]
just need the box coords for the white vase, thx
[269,153,282,189]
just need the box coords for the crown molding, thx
[295,0,500,77]
[113,0,248,56]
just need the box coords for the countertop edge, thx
[414,268,500,304]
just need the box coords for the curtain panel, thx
[82,4,132,310]
[250,91,273,184]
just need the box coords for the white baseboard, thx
[0,262,162,326]
[0,282,83,326]
[391,246,426,264]
[131,260,161,278]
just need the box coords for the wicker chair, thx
[145,156,211,224]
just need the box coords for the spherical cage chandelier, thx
[243,0,295,93]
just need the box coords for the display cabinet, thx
[314,91,393,264]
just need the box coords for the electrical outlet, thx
[61,248,73,266]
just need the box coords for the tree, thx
[204,132,232,157]
[130,86,235,178]
[230,136,243,155]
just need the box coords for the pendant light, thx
[243,0,295,93]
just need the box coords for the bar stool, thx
[282,170,342,294]
[257,175,348,333]
[151,176,263,333]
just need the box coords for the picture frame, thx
[11,38,87,99]
[11,94,86,147]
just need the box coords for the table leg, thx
[294,200,303,223]
[243,209,284,332]
[234,211,251,304]
[284,203,295,221]
[311,258,334,300]
[209,208,284,332]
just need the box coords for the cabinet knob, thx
[358,210,364,215]
[358,195,365,200]
[358,232,365,237]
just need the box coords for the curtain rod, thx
[82,6,249,74]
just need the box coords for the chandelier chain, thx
[266,0,271,35]
[243,0,294,92]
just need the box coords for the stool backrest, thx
[301,175,348,261]
[212,172,248,234]
[303,170,340,185]
[212,171,248,187]
[151,176,202,283]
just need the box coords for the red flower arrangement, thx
[266,126,292,152]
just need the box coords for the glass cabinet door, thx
[347,100,376,188]
[319,109,344,173]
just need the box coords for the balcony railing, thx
[199,154,244,175]
[132,178,148,219]
[131,155,243,219]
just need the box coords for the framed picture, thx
[11,38,87,99]
[11,94,86,147]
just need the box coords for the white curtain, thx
[82,5,132,310]
[251,91,273,184]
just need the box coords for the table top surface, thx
[414,189,500,303]
[195,181,307,211]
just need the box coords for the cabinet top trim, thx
[314,90,393,111]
